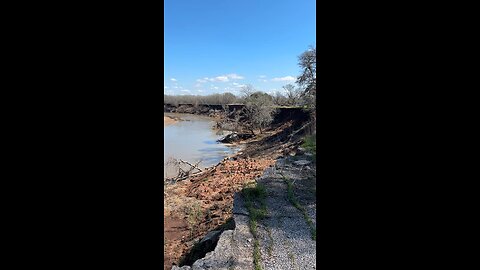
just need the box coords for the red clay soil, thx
[163,157,276,270]
[164,217,189,269]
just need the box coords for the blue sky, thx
[164,0,316,96]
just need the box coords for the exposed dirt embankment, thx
[164,104,226,119]
[164,158,276,269]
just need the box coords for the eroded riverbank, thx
[163,109,314,270]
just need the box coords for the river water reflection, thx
[164,113,240,178]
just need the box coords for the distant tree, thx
[240,84,256,99]
[282,84,303,106]
[222,92,237,104]
[273,91,288,106]
[164,92,240,106]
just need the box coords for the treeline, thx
[164,92,239,106]
[163,85,307,107]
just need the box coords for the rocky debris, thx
[296,147,306,155]
[217,132,254,143]
[293,159,311,166]
[172,193,254,270]
[178,228,230,267]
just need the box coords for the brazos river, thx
[163,113,240,178]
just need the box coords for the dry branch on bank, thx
[165,158,204,184]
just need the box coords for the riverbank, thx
[171,153,317,270]
[164,116,177,126]
[163,109,314,270]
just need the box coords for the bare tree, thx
[296,45,317,134]
[222,92,237,104]
[297,45,316,109]
[273,91,288,106]
[241,87,276,134]
[283,84,303,106]
[163,92,240,106]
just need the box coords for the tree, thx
[297,45,316,109]
[222,92,237,104]
[296,45,317,134]
[241,86,276,134]
[282,84,302,106]
[273,91,288,106]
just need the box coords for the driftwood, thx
[164,157,227,185]
[165,158,205,184]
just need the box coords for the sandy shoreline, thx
[164,116,177,126]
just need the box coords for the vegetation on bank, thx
[302,134,317,161]
[242,183,268,270]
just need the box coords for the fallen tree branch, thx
[288,121,314,142]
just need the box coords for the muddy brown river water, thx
[163,113,240,178]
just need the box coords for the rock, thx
[199,230,222,245]
[293,159,311,166]
[217,133,254,143]
[217,132,239,143]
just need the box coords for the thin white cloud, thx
[197,90,204,93]
[272,76,296,82]
[259,75,267,78]
[232,82,245,88]
[164,86,168,89]
[170,78,177,82]
[215,76,229,82]
[226,73,244,80]
[196,74,244,83]
[181,89,191,93]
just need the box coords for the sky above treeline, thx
[164,0,316,96]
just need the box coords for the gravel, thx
[255,158,317,270]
